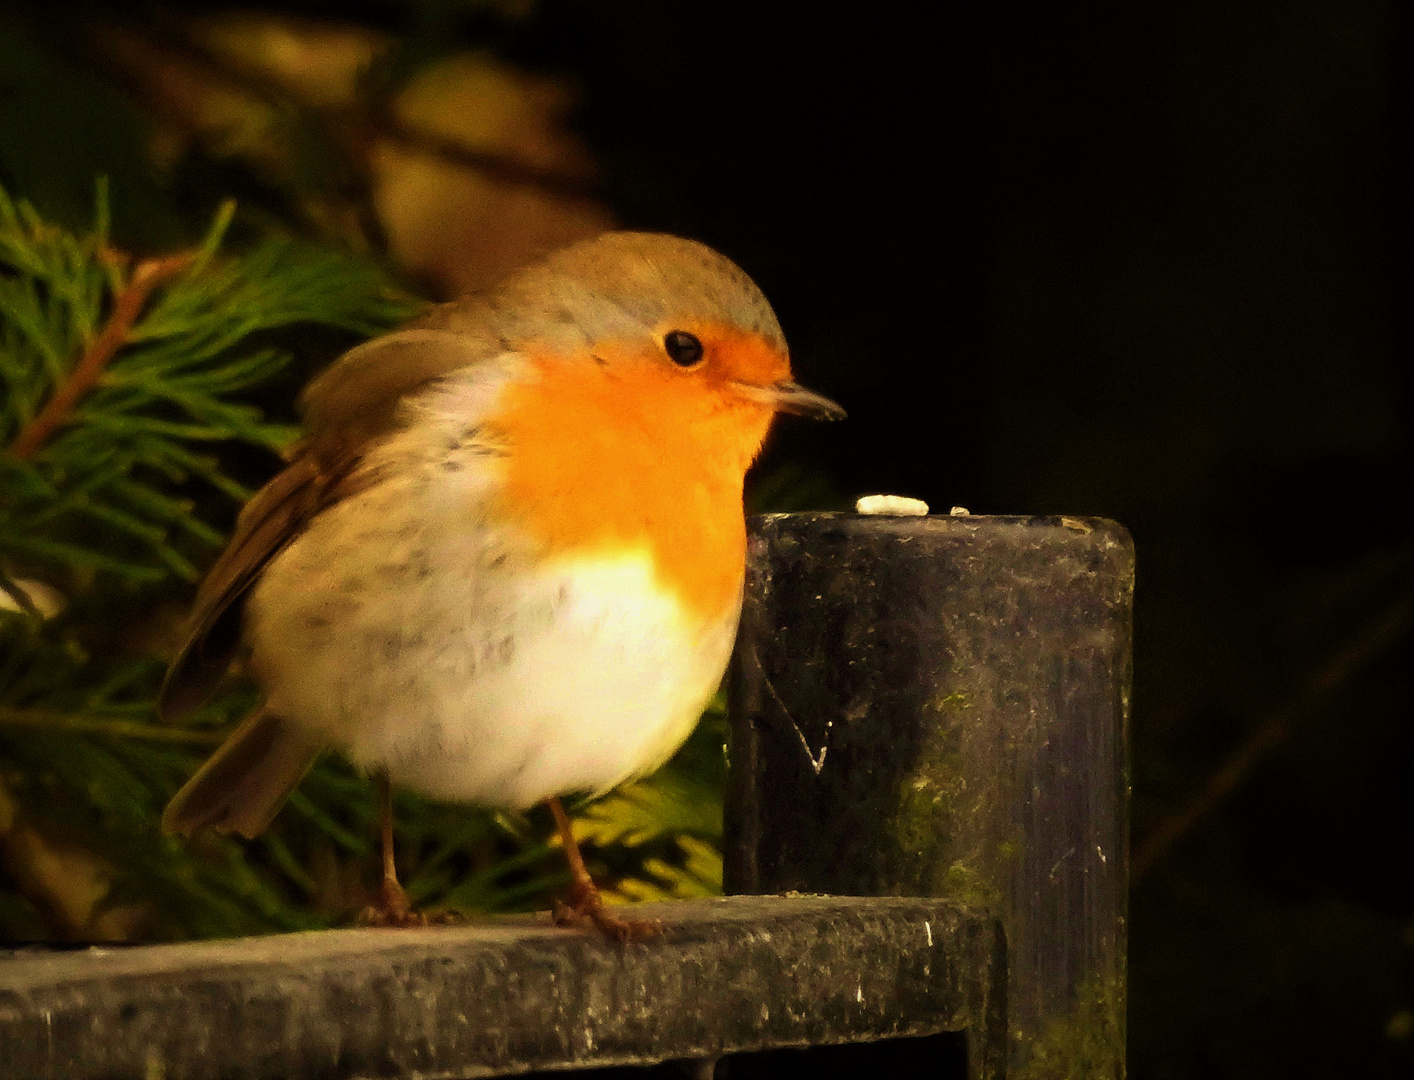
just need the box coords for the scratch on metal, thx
[752,645,830,774]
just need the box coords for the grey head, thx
[423,231,787,357]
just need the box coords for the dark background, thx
[3,2,1410,1076]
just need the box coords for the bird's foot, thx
[357,878,457,927]
[552,879,663,942]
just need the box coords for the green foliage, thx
[0,183,423,939]
[0,185,407,587]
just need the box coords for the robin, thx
[159,231,843,938]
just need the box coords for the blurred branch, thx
[79,12,594,229]
[0,708,225,744]
[68,15,385,250]
[368,111,596,200]
[1133,586,1414,882]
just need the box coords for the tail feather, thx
[163,709,322,839]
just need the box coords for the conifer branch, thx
[9,253,194,460]
[0,185,427,940]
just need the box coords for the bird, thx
[159,231,843,938]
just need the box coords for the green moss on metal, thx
[891,762,955,889]
[891,679,1022,911]
[1014,970,1126,1080]
[930,690,974,712]
[940,859,1004,913]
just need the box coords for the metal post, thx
[726,513,1133,1079]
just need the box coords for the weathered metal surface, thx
[726,512,1133,1079]
[0,895,1002,1079]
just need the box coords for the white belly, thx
[244,472,739,808]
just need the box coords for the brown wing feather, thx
[299,323,495,466]
[159,455,339,719]
[161,708,322,837]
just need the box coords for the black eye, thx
[663,330,704,367]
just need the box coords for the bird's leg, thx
[357,772,428,927]
[548,796,662,942]
[377,772,414,916]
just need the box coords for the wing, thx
[158,452,346,720]
[299,322,497,466]
[160,320,503,721]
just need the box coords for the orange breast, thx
[486,344,775,621]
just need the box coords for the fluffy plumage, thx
[161,231,838,844]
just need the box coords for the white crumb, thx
[855,494,929,516]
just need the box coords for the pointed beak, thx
[732,379,846,421]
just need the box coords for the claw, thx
[546,796,663,942]
[553,880,663,942]
[357,877,429,927]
